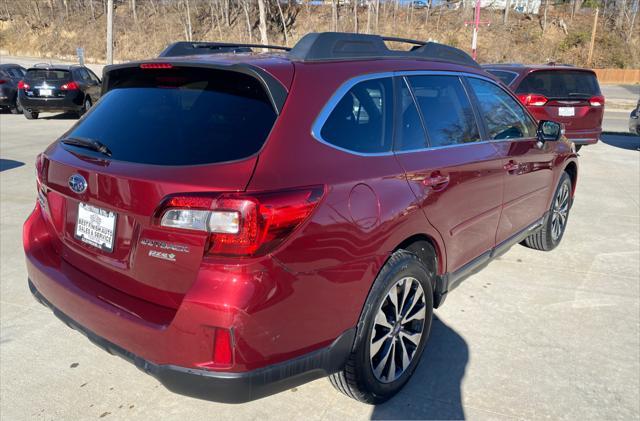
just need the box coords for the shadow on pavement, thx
[371,317,468,420]
[601,132,640,151]
[41,112,78,120]
[0,159,25,172]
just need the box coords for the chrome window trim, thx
[310,70,535,158]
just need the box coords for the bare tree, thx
[88,0,95,20]
[367,0,372,33]
[258,0,269,46]
[332,0,339,31]
[354,0,359,33]
[504,0,510,24]
[131,0,137,24]
[242,0,252,42]
[276,0,290,45]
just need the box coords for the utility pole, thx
[587,8,599,67]
[464,0,490,60]
[106,0,113,64]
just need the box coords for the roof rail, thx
[159,41,290,57]
[33,62,53,68]
[288,32,479,68]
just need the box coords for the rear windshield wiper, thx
[60,136,112,157]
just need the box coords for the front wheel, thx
[329,250,434,404]
[23,109,38,120]
[523,172,572,251]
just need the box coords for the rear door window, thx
[485,69,518,86]
[515,70,601,99]
[64,67,277,166]
[319,77,393,154]
[394,78,428,151]
[407,75,480,147]
[467,77,537,140]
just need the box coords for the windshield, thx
[64,67,277,166]
[515,70,601,98]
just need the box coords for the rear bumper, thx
[29,278,353,403]
[23,204,359,402]
[564,128,601,145]
[18,92,83,112]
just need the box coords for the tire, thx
[23,109,38,120]
[523,172,572,251]
[329,249,434,404]
[78,97,92,117]
[10,98,22,114]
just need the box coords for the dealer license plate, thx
[558,107,575,117]
[75,203,117,252]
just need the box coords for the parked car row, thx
[2,63,101,120]
[24,33,579,405]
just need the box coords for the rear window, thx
[515,70,601,99]
[65,67,277,166]
[486,70,518,86]
[26,69,70,81]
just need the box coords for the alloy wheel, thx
[551,182,570,241]
[369,276,426,383]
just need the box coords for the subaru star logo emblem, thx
[68,174,87,194]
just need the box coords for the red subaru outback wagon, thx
[24,33,578,404]
[483,63,604,151]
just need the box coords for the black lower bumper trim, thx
[28,279,356,403]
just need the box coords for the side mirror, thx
[537,120,562,142]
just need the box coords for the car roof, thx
[26,64,85,71]
[0,63,25,69]
[483,63,594,72]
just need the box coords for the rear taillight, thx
[60,81,79,90]
[517,93,548,106]
[589,95,605,107]
[140,63,173,69]
[0,79,6,84]
[156,186,326,257]
[18,80,29,90]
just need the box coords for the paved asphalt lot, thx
[1,74,639,420]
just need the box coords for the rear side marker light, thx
[589,95,605,107]
[60,81,79,90]
[0,79,6,84]
[213,328,233,365]
[156,186,326,257]
[140,63,173,69]
[517,93,548,106]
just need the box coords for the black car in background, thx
[630,99,639,136]
[0,64,26,114]
[18,64,101,119]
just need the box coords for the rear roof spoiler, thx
[100,61,288,114]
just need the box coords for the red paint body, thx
[484,64,604,146]
[24,54,578,383]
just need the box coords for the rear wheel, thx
[523,172,572,251]
[23,109,38,120]
[78,97,92,117]
[10,98,22,114]
[329,250,434,404]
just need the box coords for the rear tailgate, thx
[515,69,604,131]
[38,64,288,309]
[24,68,72,98]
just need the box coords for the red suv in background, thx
[24,33,578,404]
[484,64,604,151]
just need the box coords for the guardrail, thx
[593,68,640,84]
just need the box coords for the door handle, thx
[423,173,450,190]
[504,160,519,173]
